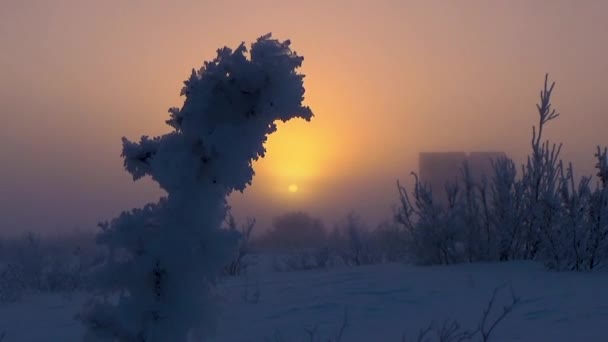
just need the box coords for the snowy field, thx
[1,259,607,341]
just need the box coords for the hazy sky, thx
[1,0,607,235]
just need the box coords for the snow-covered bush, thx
[395,163,494,264]
[541,147,608,270]
[271,248,332,272]
[259,210,408,271]
[223,214,256,276]
[267,212,402,272]
[496,76,608,270]
[257,211,327,251]
[487,157,527,261]
[0,262,26,302]
[0,230,98,300]
[256,211,339,271]
[77,34,313,341]
[42,249,87,294]
[12,232,45,289]
[368,221,409,262]
[396,174,466,265]
[396,75,608,270]
[327,213,382,266]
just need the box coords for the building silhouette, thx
[418,151,507,206]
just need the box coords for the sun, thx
[288,184,299,193]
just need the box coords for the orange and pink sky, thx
[1,0,607,235]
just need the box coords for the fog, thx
[1,0,607,235]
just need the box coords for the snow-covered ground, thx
[1,259,607,341]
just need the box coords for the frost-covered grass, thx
[1,257,606,341]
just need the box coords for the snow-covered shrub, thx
[459,163,494,262]
[396,74,608,270]
[517,77,563,260]
[395,80,566,265]
[0,262,26,302]
[488,157,527,261]
[224,214,256,276]
[14,232,45,289]
[269,242,341,272]
[396,174,466,265]
[501,76,608,270]
[541,148,608,270]
[272,249,328,272]
[77,34,313,341]
[257,211,327,251]
[311,214,407,267]
[41,247,89,294]
[255,212,342,272]
[262,212,399,271]
[342,213,374,265]
[368,221,408,262]
[327,213,382,266]
[0,230,97,298]
[260,210,407,271]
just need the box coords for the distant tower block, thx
[467,151,507,183]
[419,152,467,193]
[418,151,507,206]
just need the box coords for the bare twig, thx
[407,320,433,342]
[405,284,520,342]
[437,319,474,342]
[305,325,319,342]
[478,284,521,341]
[334,309,350,342]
